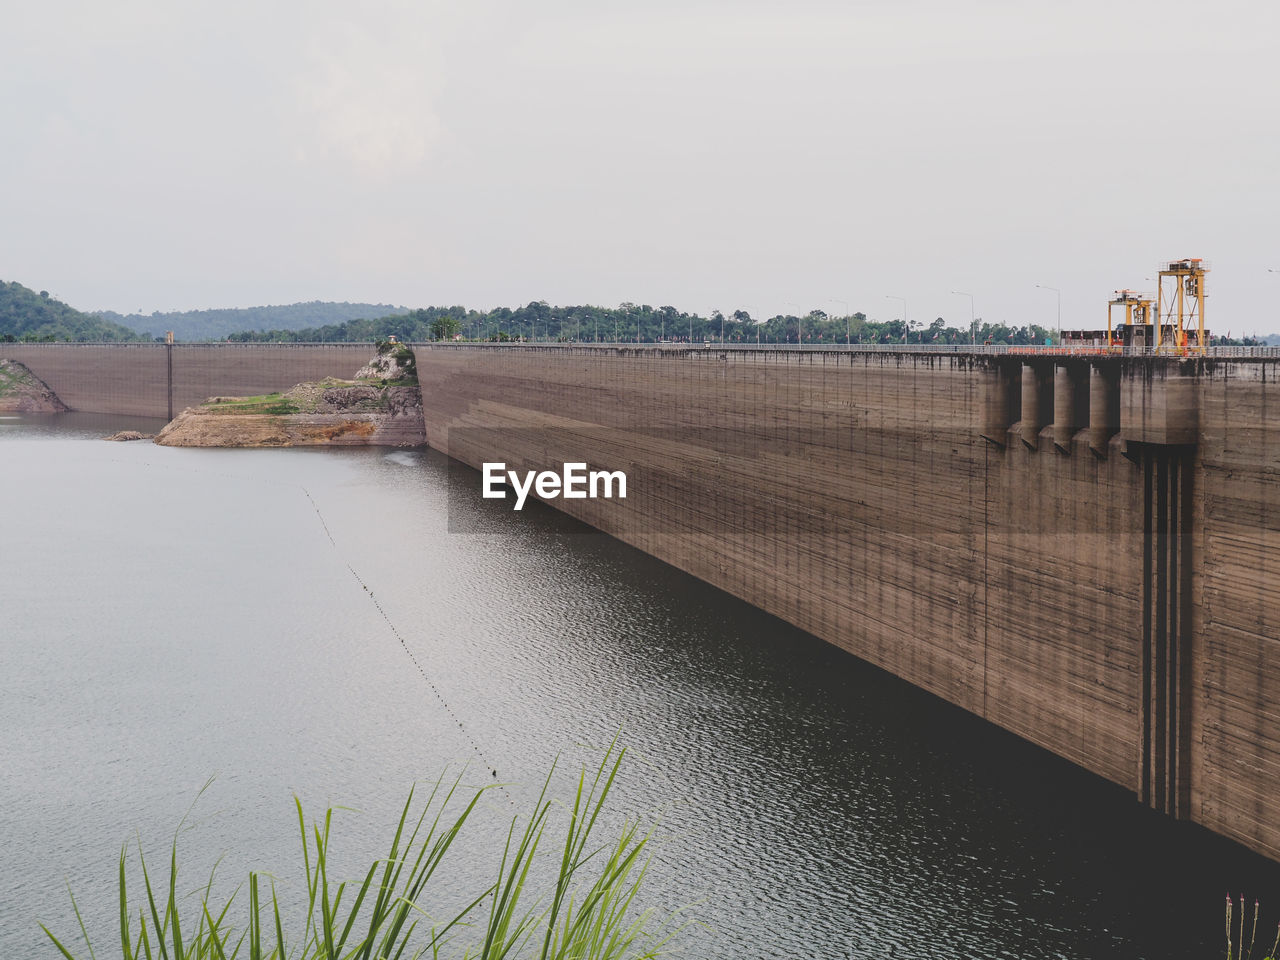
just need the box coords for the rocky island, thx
[154,340,425,448]
[0,359,69,413]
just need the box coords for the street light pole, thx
[829,299,850,346]
[786,301,802,346]
[952,291,975,345]
[1035,284,1061,342]
[885,295,906,343]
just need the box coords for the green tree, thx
[0,280,145,342]
[429,314,462,340]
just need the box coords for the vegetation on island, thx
[0,281,145,343]
[201,392,302,416]
[96,301,411,342]
[0,358,68,411]
[191,341,418,421]
[363,338,418,383]
[199,377,412,417]
[0,359,30,397]
[42,744,682,960]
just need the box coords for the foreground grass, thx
[43,742,682,960]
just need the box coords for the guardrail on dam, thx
[5,341,1279,863]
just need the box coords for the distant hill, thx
[225,306,467,342]
[0,281,145,342]
[96,301,411,342]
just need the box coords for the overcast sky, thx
[4,0,1278,332]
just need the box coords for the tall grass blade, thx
[39,923,80,960]
[202,904,229,960]
[270,881,286,960]
[168,841,185,960]
[138,914,155,960]
[120,847,135,960]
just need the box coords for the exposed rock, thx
[154,345,425,448]
[0,359,69,413]
[353,339,417,382]
[104,430,154,442]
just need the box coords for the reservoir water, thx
[3,412,1279,959]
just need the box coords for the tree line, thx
[3,281,1267,347]
[224,302,1062,346]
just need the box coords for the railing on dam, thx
[415,341,1280,359]
[8,340,1279,359]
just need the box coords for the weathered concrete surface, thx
[416,344,1280,863]
[418,347,1143,782]
[0,343,375,417]
[1192,358,1280,859]
[1121,359,1200,445]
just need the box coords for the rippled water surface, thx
[3,412,1279,959]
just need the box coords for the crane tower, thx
[1155,258,1208,353]
[1107,290,1155,347]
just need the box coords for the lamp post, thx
[786,301,802,346]
[1035,284,1060,343]
[829,299,850,346]
[885,295,906,343]
[952,291,975,345]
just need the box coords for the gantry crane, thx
[1107,290,1155,347]
[1155,258,1208,353]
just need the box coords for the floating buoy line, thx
[299,485,511,800]
[107,452,512,803]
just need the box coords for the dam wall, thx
[1193,360,1280,858]
[0,342,374,418]
[416,344,1280,862]
[6,339,1279,861]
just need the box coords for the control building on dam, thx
[5,340,1280,863]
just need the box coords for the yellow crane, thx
[1107,290,1155,347]
[1155,258,1208,353]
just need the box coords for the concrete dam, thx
[6,340,1279,863]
